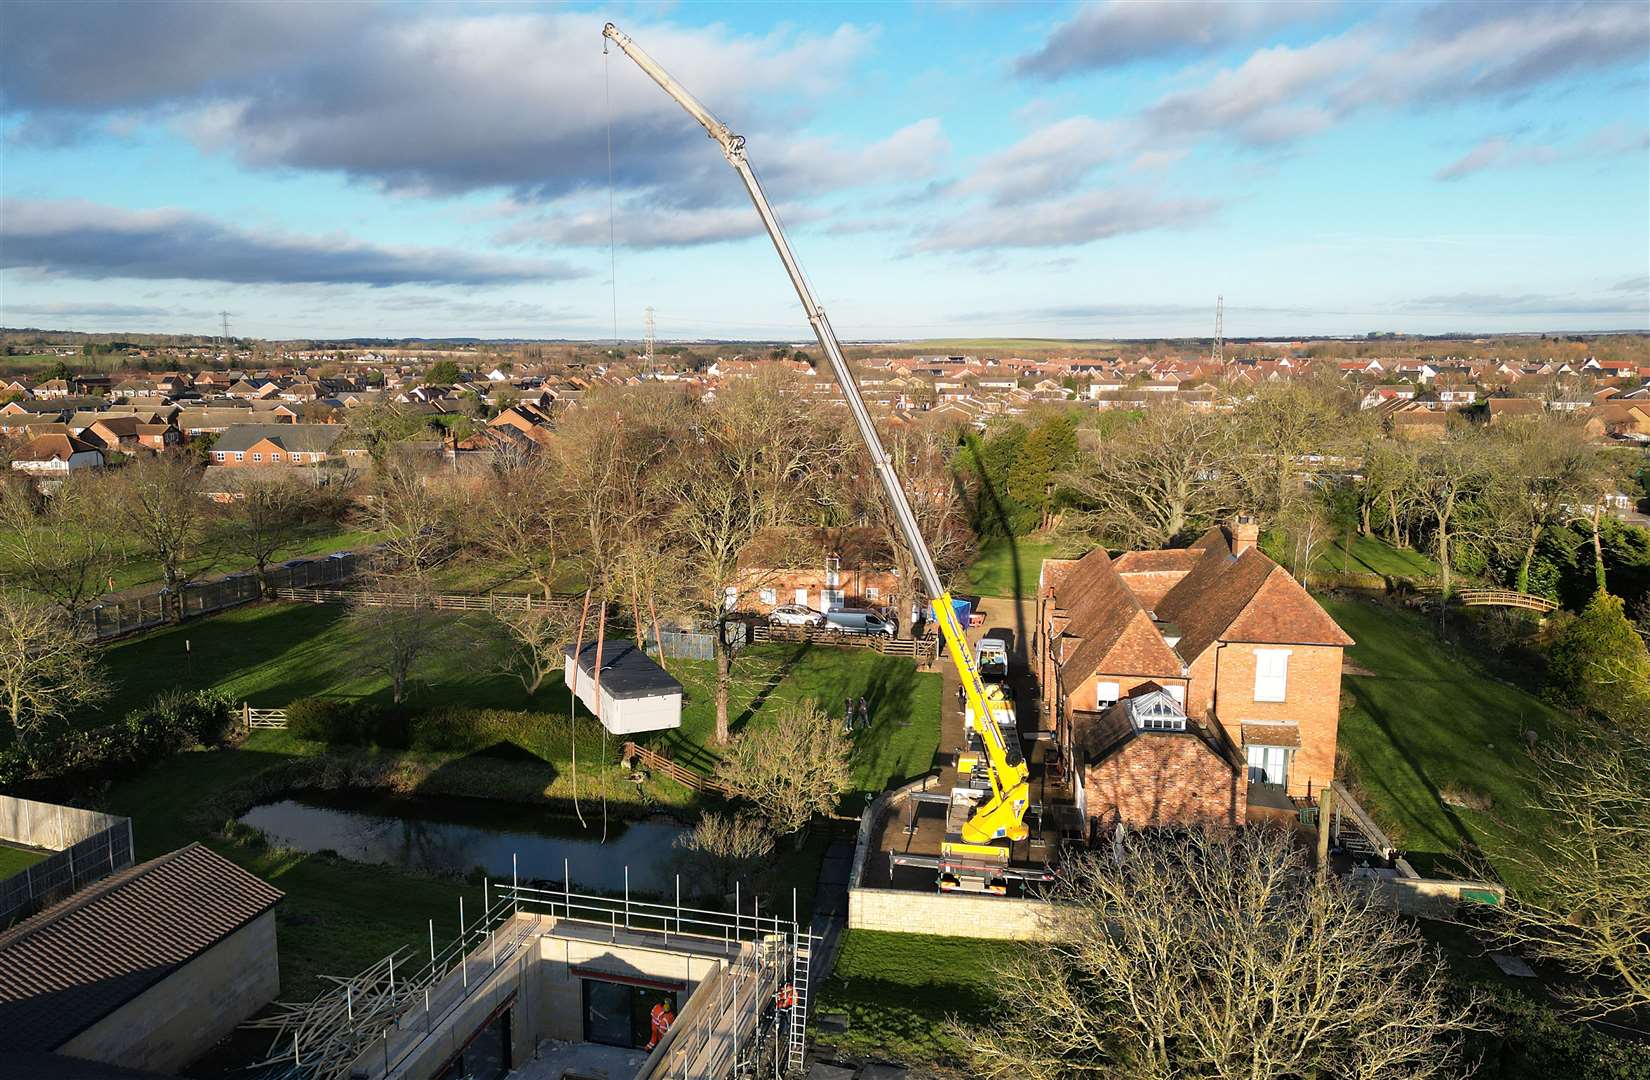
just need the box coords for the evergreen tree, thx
[1546,590,1650,726]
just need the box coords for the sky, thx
[1,0,1647,342]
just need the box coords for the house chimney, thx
[1231,514,1259,556]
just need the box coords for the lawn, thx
[654,642,943,811]
[0,844,47,877]
[813,929,1018,1065]
[1321,595,1569,890]
[1312,534,1439,579]
[94,603,942,809]
[964,533,1072,601]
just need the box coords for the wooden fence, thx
[621,741,736,799]
[272,587,581,614]
[752,623,938,663]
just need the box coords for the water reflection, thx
[239,790,686,893]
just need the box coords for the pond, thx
[238,790,688,894]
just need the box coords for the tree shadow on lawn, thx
[1345,679,1478,854]
[413,741,562,804]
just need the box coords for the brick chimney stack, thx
[1231,514,1259,556]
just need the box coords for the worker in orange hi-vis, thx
[646,1001,675,1050]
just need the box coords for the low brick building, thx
[1040,517,1352,836]
[210,423,342,466]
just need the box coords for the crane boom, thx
[604,23,1029,850]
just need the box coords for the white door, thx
[794,588,809,608]
[1246,745,1289,786]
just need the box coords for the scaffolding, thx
[243,861,811,1080]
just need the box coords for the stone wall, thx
[848,885,1057,941]
[61,911,279,1074]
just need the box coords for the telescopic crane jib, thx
[603,22,1030,860]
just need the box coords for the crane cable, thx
[603,35,620,349]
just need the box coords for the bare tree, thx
[216,474,338,596]
[854,414,971,635]
[345,571,448,704]
[1483,417,1603,593]
[671,811,775,900]
[0,589,108,755]
[0,472,116,619]
[341,402,431,471]
[114,453,214,622]
[956,829,1481,1080]
[470,450,570,599]
[1065,404,1237,548]
[1470,732,1650,1019]
[1410,433,1493,600]
[1229,380,1346,517]
[715,699,853,835]
[354,460,456,572]
[495,601,583,697]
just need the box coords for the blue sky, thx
[2,0,1646,341]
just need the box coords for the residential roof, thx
[1072,691,1241,771]
[9,433,100,463]
[564,640,683,699]
[1051,548,1184,680]
[214,423,342,454]
[0,843,283,1053]
[1154,545,1353,662]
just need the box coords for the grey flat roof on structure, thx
[564,640,683,698]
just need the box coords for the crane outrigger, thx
[603,23,1031,875]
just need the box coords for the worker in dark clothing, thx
[857,696,869,730]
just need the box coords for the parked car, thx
[822,609,896,637]
[768,604,824,627]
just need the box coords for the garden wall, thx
[0,795,133,923]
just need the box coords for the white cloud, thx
[911,188,1217,252]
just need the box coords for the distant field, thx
[902,338,1123,351]
[0,354,68,375]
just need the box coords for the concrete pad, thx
[806,1065,857,1080]
[513,1039,650,1079]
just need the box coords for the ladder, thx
[787,932,811,1072]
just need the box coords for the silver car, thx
[768,604,824,627]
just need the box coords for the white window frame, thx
[1166,684,1186,705]
[866,586,881,600]
[758,587,777,607]
[251,452,262,463]
[1254,648,1290,703]
[1096,681,1120,709]
[234,451,244,461]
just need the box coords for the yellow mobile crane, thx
[604,23,1032,871]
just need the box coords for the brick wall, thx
[1082,732,1245,832]
[1205,642,1343,798]
[735,566,899,613]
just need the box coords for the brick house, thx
[9,433,105,474]
[735,527,899,616]
[210,424,342,467]
[1038,518,1353,836]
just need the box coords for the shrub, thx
[1465,986,1650,1080]
[286,697,409,749]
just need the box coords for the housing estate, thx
[1037,517,1353,836]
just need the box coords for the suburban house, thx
[210,424,343,467]
[1038,517,1353,836]
[8,433,105,474]
[736,526,899,615]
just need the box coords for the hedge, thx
[0,689,236,790]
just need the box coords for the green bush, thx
[1465,987,1650,1079]
[287,697,409,749]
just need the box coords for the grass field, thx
[0,844,47,877]
[813,929,1018,1064]
[95,602,941,807]
[964,534,1072,600]
[1321,596,1568,889]
[1312,534,1440,579]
